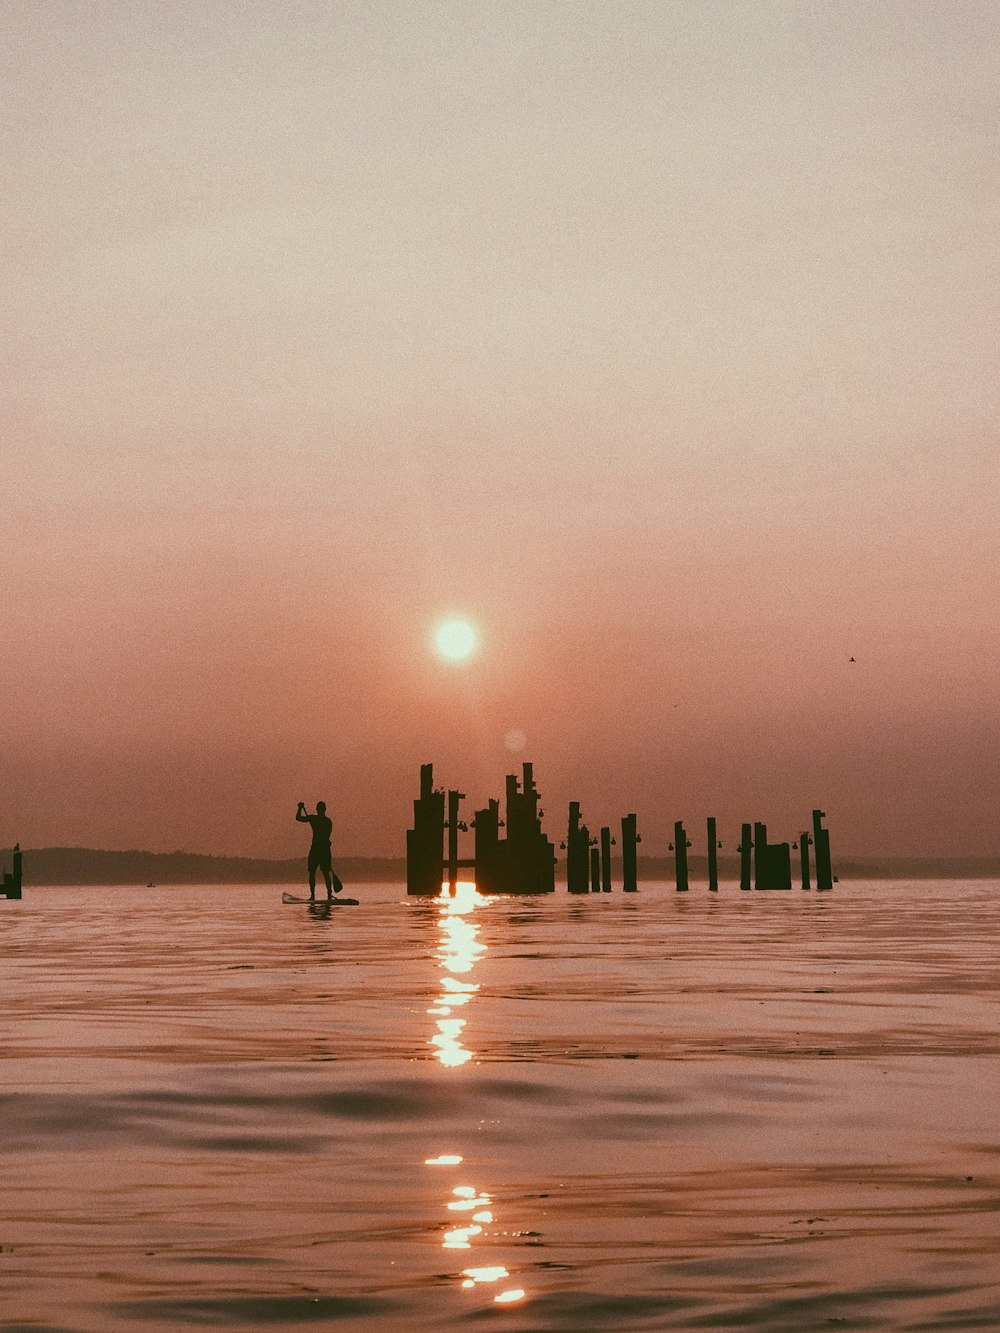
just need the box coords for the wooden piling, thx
[812,809,833,890]
[567,802,590,893]
[600,827,612,891]
[621,814,638,892]
[674,820,689,892]
[447,789,465,894]
[739,823,752,891]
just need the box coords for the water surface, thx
[1,879,998,1330]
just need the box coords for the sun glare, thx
[435,618,477,661]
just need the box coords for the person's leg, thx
[308,853,318,899]
[321,864,333,899]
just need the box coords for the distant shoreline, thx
[5,847,1000,886]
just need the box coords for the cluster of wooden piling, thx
[406,761,836,895]
[407,762,556,896]
[566,806,834,895]
[565,803,640,893]
[668,810,833,892]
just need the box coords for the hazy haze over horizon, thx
[4,1,998,859]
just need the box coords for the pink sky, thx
[3,2,998,857]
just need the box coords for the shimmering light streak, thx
[431,1019,472,1067]
[461,1265,509,1288]
[447,1194,492,1212]
[429,881,484,1067]
[425,882,528,1301]
[443,1224,482,1249]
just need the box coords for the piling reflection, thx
[424,882,529,1308]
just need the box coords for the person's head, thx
[316,801,327,813]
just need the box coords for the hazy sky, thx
[4,1,998,859]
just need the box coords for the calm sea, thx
[1,879,998,1332]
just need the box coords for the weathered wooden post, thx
[567,802,590,893]
[600,827,612,892]
[754,821,792,890]
[407,764,445,896]
[707,817,719,892]
[672,820,689,892]
[753,822,766,890]
[590,845,601,893]
[739,823,752,891]
[813,809,833,890]
[621,814,638,893]
[447,789,465,894]
[473,799,501,895]
[799,831,812,890]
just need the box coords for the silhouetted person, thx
[296,801,343,900]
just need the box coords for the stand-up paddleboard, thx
[282,892,359,905]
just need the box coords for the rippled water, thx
[1,879,998,1331]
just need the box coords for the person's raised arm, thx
[295,802,310,822]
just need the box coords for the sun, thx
[435,618,477,661]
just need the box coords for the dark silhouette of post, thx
[590,845,600,893]
[739,823,752,890]
[447,789,465,894]
[600,827,612,891]
[1,844,22,900]
[753,822,765,889]
[754,821,792,890]
[621,814,638,892]
[567,802,590,893]
[407,763,445,895]
[473,798,500,891]
[707,817,719,891]
[799,831,812,889]
[673,820,689,891]
[813,809,833,890]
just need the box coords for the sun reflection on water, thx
[424,882,530,1307]
[428,881,484,1068]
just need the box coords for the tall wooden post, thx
[753,822,766,891]
[813,809,833,890]
[621,814,638,892]
[567,802,589,893]
[590,846,600,893]
[739,823,752,891]
[754,821,792,890]
[674,820,689,892]
[407,763,445,895]
[447,789,465,894]
[707,817,719,892]
[600,827,612,892]
[800,832,812,889]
